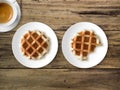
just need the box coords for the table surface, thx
[0,0,120,90]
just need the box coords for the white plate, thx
[0,1,21,32]
[62,22,108,68]
[12,22,58,68]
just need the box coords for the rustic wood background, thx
[0,0,120,90]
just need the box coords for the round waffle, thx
[21,30,49,59]
[71,30,101,60]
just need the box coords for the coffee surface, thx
[0,3,13,23]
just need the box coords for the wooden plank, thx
[0,31,119,69]
[0,69,120,90]
[20,0,120,31]
[0,0,119,69]
[0,1,119,90]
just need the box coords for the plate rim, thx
[0,1,21,32]
[12,22,58,68]
[62,22,108,68]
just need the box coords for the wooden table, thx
[0,0,120,90]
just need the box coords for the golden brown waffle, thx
[21,30,49,59]
[71,30,101,60]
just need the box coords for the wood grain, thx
[0,0,120,69]
[0,31,120,69]
[0,69,120,90]
[0,0,120,90]
[20,0,120,31]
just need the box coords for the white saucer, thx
[12,22,58,68]
[0,1,21,32]
[62,22,108,68]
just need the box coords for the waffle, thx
[21,30,49,59]
[71,30,101,60]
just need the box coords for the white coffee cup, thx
[0,0,17,27]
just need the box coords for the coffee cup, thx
[0,0,17,27]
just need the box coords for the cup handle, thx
[9,0,16,3]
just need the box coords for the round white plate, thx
[0,1,21,32]
[12,22,58,68]
[62,22,108,68]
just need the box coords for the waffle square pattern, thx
[71,30,101,60]
[21,30,49,59]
